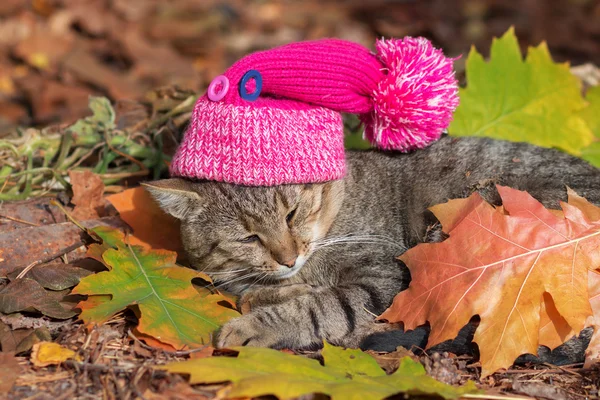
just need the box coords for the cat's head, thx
[144,179,344,284]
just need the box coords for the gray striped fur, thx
[145,135,600,350]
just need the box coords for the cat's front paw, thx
[239,283,313,312]
[217,314,282,348]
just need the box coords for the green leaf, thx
[449,27,594,155]
[580,86,600,168]
[68,96,115,136]
[159,342,479,400]
[72,227,240,349]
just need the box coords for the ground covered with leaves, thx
[1,0,600,135]
[2,4,600,400]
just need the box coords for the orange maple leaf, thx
[379,186,600,376]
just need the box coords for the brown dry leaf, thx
[143,382,212,400]
[30,341,78,367]
[69,170,105,220]
[0,215,126,277]
[7,262,91,290]
[188,345,215,359]
[132,328,177,352]
[107,187,183,252]
[0,352,21,394]
[0,321,51,354]
[62,45,144,100]
[13,31,73,71]
[365,347,416,374]
[0,278,76,319]
[380,186,600,376]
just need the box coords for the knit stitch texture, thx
[170,38,458,186]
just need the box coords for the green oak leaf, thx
[449,27,594,155]
[72,227,239,349]
[581,86,600,167]
[159,342,479,400]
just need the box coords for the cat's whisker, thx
[312,236,404,250]
[245,271,269,292]
[206,268,252,275]
[312,233,400,247]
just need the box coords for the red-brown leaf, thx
[380,186,600,376]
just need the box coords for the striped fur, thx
[146,135,600,350]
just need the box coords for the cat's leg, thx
[217,272,403,349]
[238,284,314,311]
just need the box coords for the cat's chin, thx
[273,255,307,280]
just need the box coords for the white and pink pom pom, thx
[362,37,459,151]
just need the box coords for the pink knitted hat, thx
[170,38,459,186]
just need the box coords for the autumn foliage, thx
[380,186,600,376]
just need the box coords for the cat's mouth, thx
[274,255,307,279]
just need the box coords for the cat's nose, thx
[281,257,297,268]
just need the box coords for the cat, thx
[145,135,600,358]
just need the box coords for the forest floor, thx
[2,1,600,399]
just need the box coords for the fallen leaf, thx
[584,270,600,366]
[449,28,594,155]
[188,345,215,359]
[364,347,416,374]
[30,341,78,367]
[7,262,91,290]
[581,86,600,168]
[380,186,600,376]
[72,227,239,349]
[428,195,485,234]
[107,187,182,252]
[133,328,177,352]
[160,342,479,400]
[0,215,128,277]
[581,85,600,138]
[0,278,76,319]
[0,352,21,394]
[143,382,212,400]
[69,170,105,221]
[0,321,51,354]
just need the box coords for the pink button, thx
[207,75,230,102]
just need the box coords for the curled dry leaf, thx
[69,170,106,221]
[380,186,600,376]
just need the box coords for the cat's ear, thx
[142,179,202,220]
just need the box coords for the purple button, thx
[207,75,230,102]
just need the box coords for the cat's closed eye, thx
[285,208,297,226]
[239,235,260,244]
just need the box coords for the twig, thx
[541,362,592,382]
[0,214,40,226]
[105,134,149,174]
[500,366,584,375]
[15,242,84,279]
[63,360,134,374]
[462,394,534,400]
[49,200,87,232]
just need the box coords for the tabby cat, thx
[145,135,600,357]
